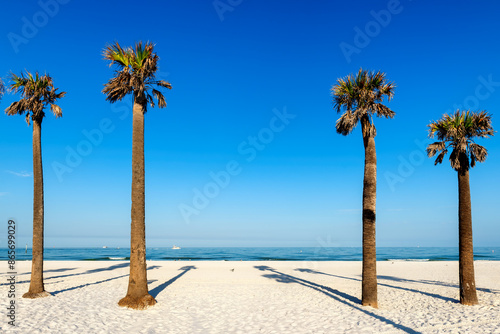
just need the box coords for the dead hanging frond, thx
[469,143,487,168]
[434,149,448,165]
[152,89,166,108]
[426,141,446,157]
[335,110,357,135]
[50,104,62,118]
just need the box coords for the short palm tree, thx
[103,41,172,310]
[427,110,494,305]
[332,69,395,308]
[5,71,66,298]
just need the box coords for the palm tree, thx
[5,71,66,298]
[332,69,395,308]
[103,41,172,310]
[427,110,494,305]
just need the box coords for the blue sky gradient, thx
[0,0,499,247]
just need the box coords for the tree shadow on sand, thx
[296,269,458,303]
[50,265,162,295]
[298,269,499,298]
[84,262,130,274]
[149,266,197,298]
[4,263,159,287]
[1,263,127,286]
[255,266,420,334]
[376,274,500,294]
[17,267,78,276]
[51,274,129,295]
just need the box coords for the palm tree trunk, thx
[457,168,478,305]
[118,98,156,310]
[361,120,377,308]
[23,120,50,298]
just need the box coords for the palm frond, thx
[372,103,395,119]
[5,100,26,116]
[335,111,357,136]
[103,42,130,68]
[155,80,172,90]
[103,70,133,103]
[50,104,62,118]
[434,149,448,165]
[426,141,446,157]
[152,89,166,108]
[131,41,154,71]
[469,143,487,166]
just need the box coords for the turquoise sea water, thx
[1,247,499,261]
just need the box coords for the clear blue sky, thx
[1,0,499,248]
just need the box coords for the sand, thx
[1,260,500,333]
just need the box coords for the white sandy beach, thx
[1,260,500,333]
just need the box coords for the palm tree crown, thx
[427,110,494,171]
[332,68,395,137]
[102,41,172,109]
[5,71,65,124]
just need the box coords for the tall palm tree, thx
[5,71,66,298]
[103,41,171,310]
[332,69,395,308]
[427,110,494,305]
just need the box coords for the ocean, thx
[1,247,499,261]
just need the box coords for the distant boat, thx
[102,246,108,249]
[172,245,181,250]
